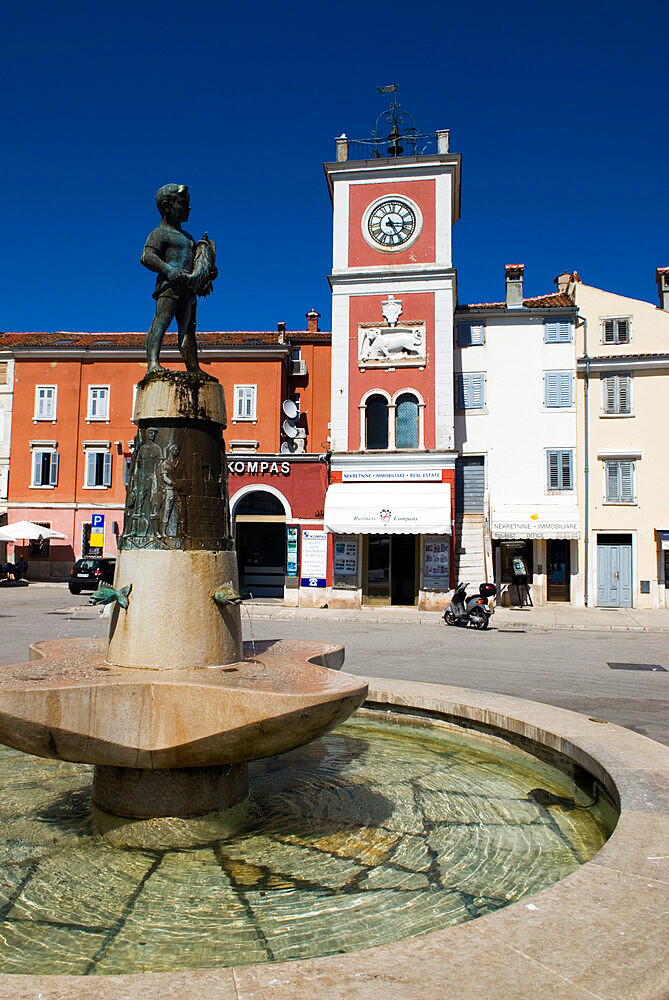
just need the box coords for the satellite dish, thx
[283,418,298,438]
[280,440,296,454]
[282,399,298,419]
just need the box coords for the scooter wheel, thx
[469,607,489,630]
[443,609,458,626]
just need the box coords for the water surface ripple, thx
[0,717,614,975]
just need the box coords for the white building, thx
[454,265,580,605]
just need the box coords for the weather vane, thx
[372,84,419,157]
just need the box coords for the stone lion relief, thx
[358,294,426,368]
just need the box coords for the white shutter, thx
[618,376,630,413]
[103,452,113,487]
[617,319,630,343]
[603,320,615,343]
[620,461,634,502]
[49,452,59,487]
[545,373,559,406]
[32,451,42,486]
[0,467,7,499]
[603,376,616,413]
[85,451,97,487]
[245,387,255,418]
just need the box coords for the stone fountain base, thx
[92,761,249,818]
[0,637,367,820]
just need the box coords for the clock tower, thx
[322,98,461,610]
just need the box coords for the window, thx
[457,321,484,346]
[395,393,419,448]
[82,522,102,557]
[602,375,632,415]
[28,522,51,559]
[544,319,572,343]
[31,450,59,486]
[88,386,110,420]
[34,386,56,420]
[544,371,573,408]
[547,450,573,490]
[234,385,256,420]
[605,460,635,503]
[455,373,485,410]
[365,394,388,449]
[601,318,630,344]
[0,362,8,384]
[84,450,112,488]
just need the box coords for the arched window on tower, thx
[395,393,419,449]
[365,394,389,450]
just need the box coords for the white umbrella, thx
[0,521,68,542]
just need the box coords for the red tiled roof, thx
[457,292,575,311]
[578,353,669,360]
[0,329,332,350]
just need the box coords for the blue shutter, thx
[458,322,484,346]
[545,372,573,407]
[470,373,485,408]
[32,451,42,486]
[85,451,97,487]
[103,452,113,487]
[544,319,571,343]
[620,461,634,502]
[49,452,59,487]
[605,462,619,501]
[547,451,560,489]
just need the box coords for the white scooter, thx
[443,582,496,630]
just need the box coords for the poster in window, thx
[423,535,450,590]
[300,529,328,588]
[286,524,299,577]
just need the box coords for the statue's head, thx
[155,183,190,222]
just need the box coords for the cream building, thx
[0,349,13,522]
[566,268,669,608]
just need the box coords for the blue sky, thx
[2,0,665,333]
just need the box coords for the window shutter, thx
[620,461,634,502]
[49,452,59,487]
[472,373,485,407]
[101,389,109,419]
[617,319,630,343]
[32,451,42,486]
[455,374,465,410]
[36,389,46,419]
[234,387,242,418]
[0,362,8,384]
[544,320,571,343]
[245,387,254,417]
[85,451,97,487]
[603,376,616,413]
[103,452,112,487]
[603,320,615,343]
[547,451,560,489]
[561,451,572,490]
[618,376,630,413]
[561,373,573,406]
[606,462,619,501]
[89,389,97,418]
[545,372,572,406]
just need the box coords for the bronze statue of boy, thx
[141,183,217,376]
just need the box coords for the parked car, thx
[68,557,116,594]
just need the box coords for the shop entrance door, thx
[547,539,570,602]
[234,491,286,599]
[597,534,632,607]
[363,534,417,607]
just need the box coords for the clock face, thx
[362,195,422,252]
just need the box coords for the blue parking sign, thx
[91,514,105,529]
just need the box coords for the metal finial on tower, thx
[372,84,419,157]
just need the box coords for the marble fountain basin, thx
[0,637,366,769]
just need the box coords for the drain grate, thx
[608,662,666,672]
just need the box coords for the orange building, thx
[2,315,331,596]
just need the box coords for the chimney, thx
[436,129,450,153]
[335,134,348,162]
[277,321,286,342]
[306,308,320,333]
[505,264,524,309]
[656,268,669,311]
[554,270,572,294]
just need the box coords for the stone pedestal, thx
[107,371,242,670]
[92,762,249,818]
